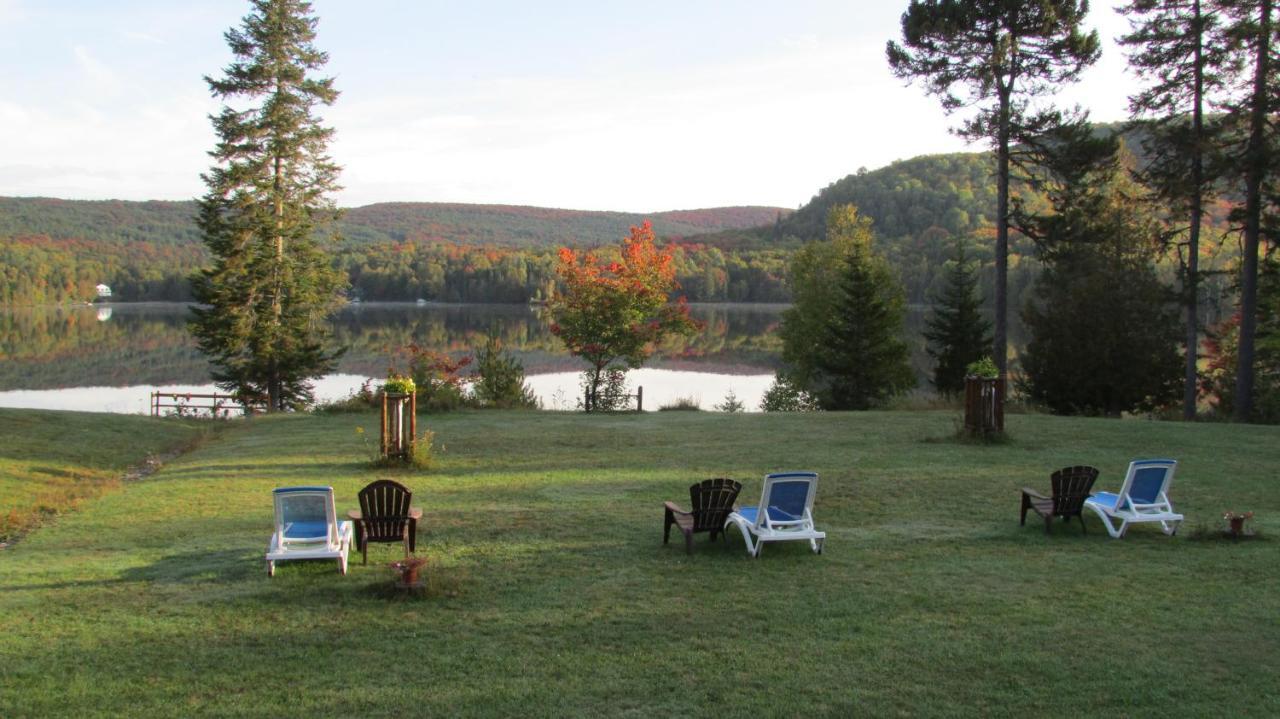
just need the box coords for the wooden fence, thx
[584,386,643,412]
[150,392,264,418]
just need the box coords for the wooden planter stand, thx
[963,376,1005,436]
[381,392,417,462]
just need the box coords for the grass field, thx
[1,407,1277,717]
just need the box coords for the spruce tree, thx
[778,204,913,410]
[189,0,346,411]
[1119,0,1230,419]
[923,239,993,397]
[1019,127,1182,415]
[887,1,1100,378]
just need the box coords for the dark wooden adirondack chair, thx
[663,478,743,554]
[354,479,414,564]
[1021,465,1099,534]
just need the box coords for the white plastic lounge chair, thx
[724,472,826,557]
[265,486,353,576]
[1083,459,1183,539]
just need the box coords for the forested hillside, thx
[0,135,1240,309]
[0,198,789,304]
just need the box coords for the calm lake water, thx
[0,302,989,414]
[0,303,787,413]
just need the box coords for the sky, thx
[0,1,1137,212]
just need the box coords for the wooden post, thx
[636,386,643,412]
[408,392,417,459]
[380,394,389,458]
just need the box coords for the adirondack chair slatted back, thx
[1050,466,1099,517]
[274,486,337,547]
[689,478,742,532]
[1120,459,1176,509]
[358,479,413,543]
[759,472,818,528]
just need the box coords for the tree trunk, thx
[1185,0,1205,421]
[1234,0,1271,422]
[994,89,1011,377]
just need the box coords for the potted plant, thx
[1224,510,1254,539]
[390,557,428,591]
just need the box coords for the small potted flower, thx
[1224,510,1254,539]
[390,556,428,592]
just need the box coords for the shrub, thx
[760,375,820,412]
[965,356,999,379]
[714,390,745,413]
[472,333,539,409]
[313,380,377,414]
[659,396,702,411]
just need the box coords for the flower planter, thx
[963,376,1004,436]
[381,392,416,462]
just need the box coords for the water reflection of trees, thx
[0,304,788,390]
[0,303,1029,392]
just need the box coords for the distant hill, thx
[0,197,787,249]
[0,121,1239,308]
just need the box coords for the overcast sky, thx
[0,1,1136,212]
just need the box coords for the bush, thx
[659,396,702,411]
[965,356,999,379]
[314,380,377,414]
[714,390,745,413]
[391,344,473,412]
[760,375,820,412]
[472,333,539,409]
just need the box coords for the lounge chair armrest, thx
[663,501,691,517]
[1020,488,1048,500]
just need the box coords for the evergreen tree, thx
[887,1,1100,377]
[1120,0,1231,419]
[779,205,913,410]
[1218,0,1279,421]
[189,0,346,411]
[923,239,993,396]
[1019,127,1182,415]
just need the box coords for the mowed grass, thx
[1,408,1277,717]
[0,410,207,543]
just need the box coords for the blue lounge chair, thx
[1083,459,1183,539]
[724,472,826,557]
[265,486,353,576]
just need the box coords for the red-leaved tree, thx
[549,220,700,410]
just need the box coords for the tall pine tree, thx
[924,239,993,396]
[189,0,346,411]
[1120,0,1230,419]
[1218,0,1278,421]
[887,1,1099,378]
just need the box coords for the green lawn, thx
[0,409,207,543]
[1,408,1277,717]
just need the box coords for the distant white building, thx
[96,283,112,298]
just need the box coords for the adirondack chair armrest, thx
[663,501,691,518]
[1020,487,1049,501]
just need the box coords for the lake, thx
[0,302,991,414]
[0,303,788,413]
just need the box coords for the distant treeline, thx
[0,130,1243,312]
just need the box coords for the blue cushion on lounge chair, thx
[1087,492,1120,511]
[283,521,329,540]
[736,506,759,525]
